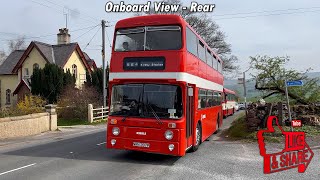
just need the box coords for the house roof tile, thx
[0,50,25,75]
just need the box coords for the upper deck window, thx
[114,26,181,52]
[197,40,206,62]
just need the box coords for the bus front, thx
[106,15,188,156]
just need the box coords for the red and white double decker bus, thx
[222,88,238,117]
[107,14,224,156]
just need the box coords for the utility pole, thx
[102,20,106,107]
[243,71,248,119]
[284,80,293,131]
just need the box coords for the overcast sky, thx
[1,0,320,76]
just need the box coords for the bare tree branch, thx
[136,0,239,73]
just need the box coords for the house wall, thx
[19,48,47,80]
[63,51,87,88]
[0,75,18,108]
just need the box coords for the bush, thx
[0,95,46,118]
[57,86,102,120]
[16,95,46,115]
[0,107,22,118]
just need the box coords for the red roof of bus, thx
[115,14,222,63]
[223,88,236,94]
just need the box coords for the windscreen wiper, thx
[145,103,163,125]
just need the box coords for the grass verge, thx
[57,119,107,126]
[225,114,320,143]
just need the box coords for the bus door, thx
[186,86,194,150]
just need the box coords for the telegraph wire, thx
[214,9,320,20]
[105,31,112,48]
[39,0,99,23]
[83,26,101,51]
[0,25,100,42]
[30,0,98,24]
[213,6,320,17]
[73,24,100,41]
[31,0,63,14]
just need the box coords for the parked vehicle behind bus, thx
[222,88,238,118]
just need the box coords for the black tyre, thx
[214,115,220,134]
[191,122,202,152]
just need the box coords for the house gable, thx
[12,42,50,74]
[63,49,88,88]
[19,47,47,80]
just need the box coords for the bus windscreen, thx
[110,84,182,119]
[114,26,182,52]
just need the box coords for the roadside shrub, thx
[0,95,45,118]
[57,86,102,120]
[16,95,46,115]
[0,107,22,118]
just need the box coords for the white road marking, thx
[96,142,106,146]
[0,163,36,176]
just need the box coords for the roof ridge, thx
[33,41,52,47]
[52,42,78,47]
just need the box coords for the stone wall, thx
[0,105,57,139]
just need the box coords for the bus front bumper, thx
[106,137,181,156]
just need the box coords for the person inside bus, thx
[122,42,130,51]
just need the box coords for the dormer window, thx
[72,64,77,78]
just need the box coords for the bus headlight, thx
[164,130,173,140]
[111,139,116,146]
[112,127,120,136]
[168,144,175,151]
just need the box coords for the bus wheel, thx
[214,116,220,134]
[191,122,202,152]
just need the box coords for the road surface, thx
[0,111,319,180]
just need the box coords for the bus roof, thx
[116,14,185,29]
[115,14,222,63]
[223,88,236,94]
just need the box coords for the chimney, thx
[57,28,70,45]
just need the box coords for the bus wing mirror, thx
[188,88,193,96]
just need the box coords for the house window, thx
[33,63,39,69]
[72,64,77,78]
[25,68,29,76]
[6,89,11,105]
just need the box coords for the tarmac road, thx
[0,111,319,180]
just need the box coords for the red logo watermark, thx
[257,116,314,173]
[292,120,302,128]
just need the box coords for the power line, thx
[213,6,320,17]
[31,0,63,14]
[30,0,98,24]
[0,25,100,41]
[39,0,100,23]
[214,9,320,20]
[73,24,100,41]
[83,26,101,50]
[105,31,112,48]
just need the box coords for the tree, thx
[31,64,75,103]
[7,36,26,52]
[0,37,26,65]
[85,65,109,95]
[250,55,320,105]
[137,0,239,74]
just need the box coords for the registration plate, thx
[133,142,150,148]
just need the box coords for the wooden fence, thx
[88,104,108,123]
